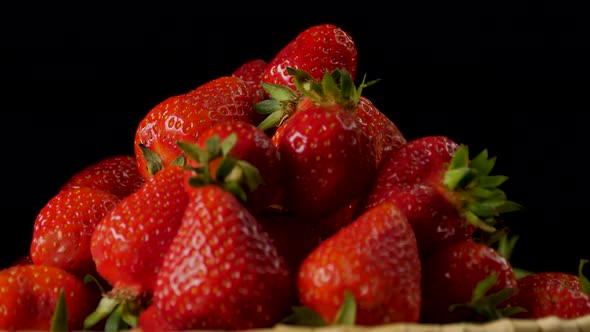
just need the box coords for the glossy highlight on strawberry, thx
[154,185,295,330]
[261,23,358,93]
[298,202,421,325]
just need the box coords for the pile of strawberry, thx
[2,23,590,332]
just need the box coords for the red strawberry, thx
[86,164,189,329]
[0,264,101,331]
[153,184,295,330]
[138,303,176,332]
[420,239,519,324]
[357,136,521,259]
[503,260,590,319]
[261,23,358,93]
[231,58,268,105]
[297,202,422,325]
[262,71,378,218]
[180,120,282,217]
[30,187,121,279]
[60,154,146,199]
[134,76,259,179]
[257,68,405,168]
[275,104,376,218]
[356,95,407,166]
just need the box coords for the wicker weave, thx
[238,316,590,332]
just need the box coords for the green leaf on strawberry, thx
[449,273,526,321]
[178,133,265,202]
[139,143,185,177]
[281,290,359,327]
[281,306,327,327]
[333,290,357,326]
[256,67,377,131]
[485,231,534,279]
[443,145,523,232]
[50,289,68,332]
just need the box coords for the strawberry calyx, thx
[442,144,522,233]
[255,82,300,130]
[485,230,534,279]
[83,274,144,331]
[448,273,525,322]
[281,290,357,327]
[177,133,265,202]
[83,287,145,331]
[139,143,185,177]
[255,67,378,131]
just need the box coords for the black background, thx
[1,4,588,272]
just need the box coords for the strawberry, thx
[357,136,521,259]
[297,202,422,325]
[257,68,405,168]
[503,260,590,319]
[0,264,101,331]
[261,23,358,94]
[261,70,378,218]
[138,303,176,332]
[30,187,121,279]
[356,95,407,166]
[420,239,519,324]
[134,76,260,179]
[231,58,268,105]
[153,185,294,331]
[275,104,376,218]
[86,164,189,329]
[180,120,282,217]
[60,154,146,199]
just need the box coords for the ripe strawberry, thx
[60,154,146,199]
[134,76,260,179]
[257,68,405,167]
[138,303,176,332]
[275,104,376,218]
[86,164,189,329]
[356,95,407,166]
[261,70,378,218]
[261,23,358,93]
[180,120,282,217]
[30,187,121,279]
[357,136,521,259]
[297,202,421,325]
[0,264,101,331]
[231,58,268,105]
[503,260,590,319]
[421,239,519,324]
[153,184,295,331]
